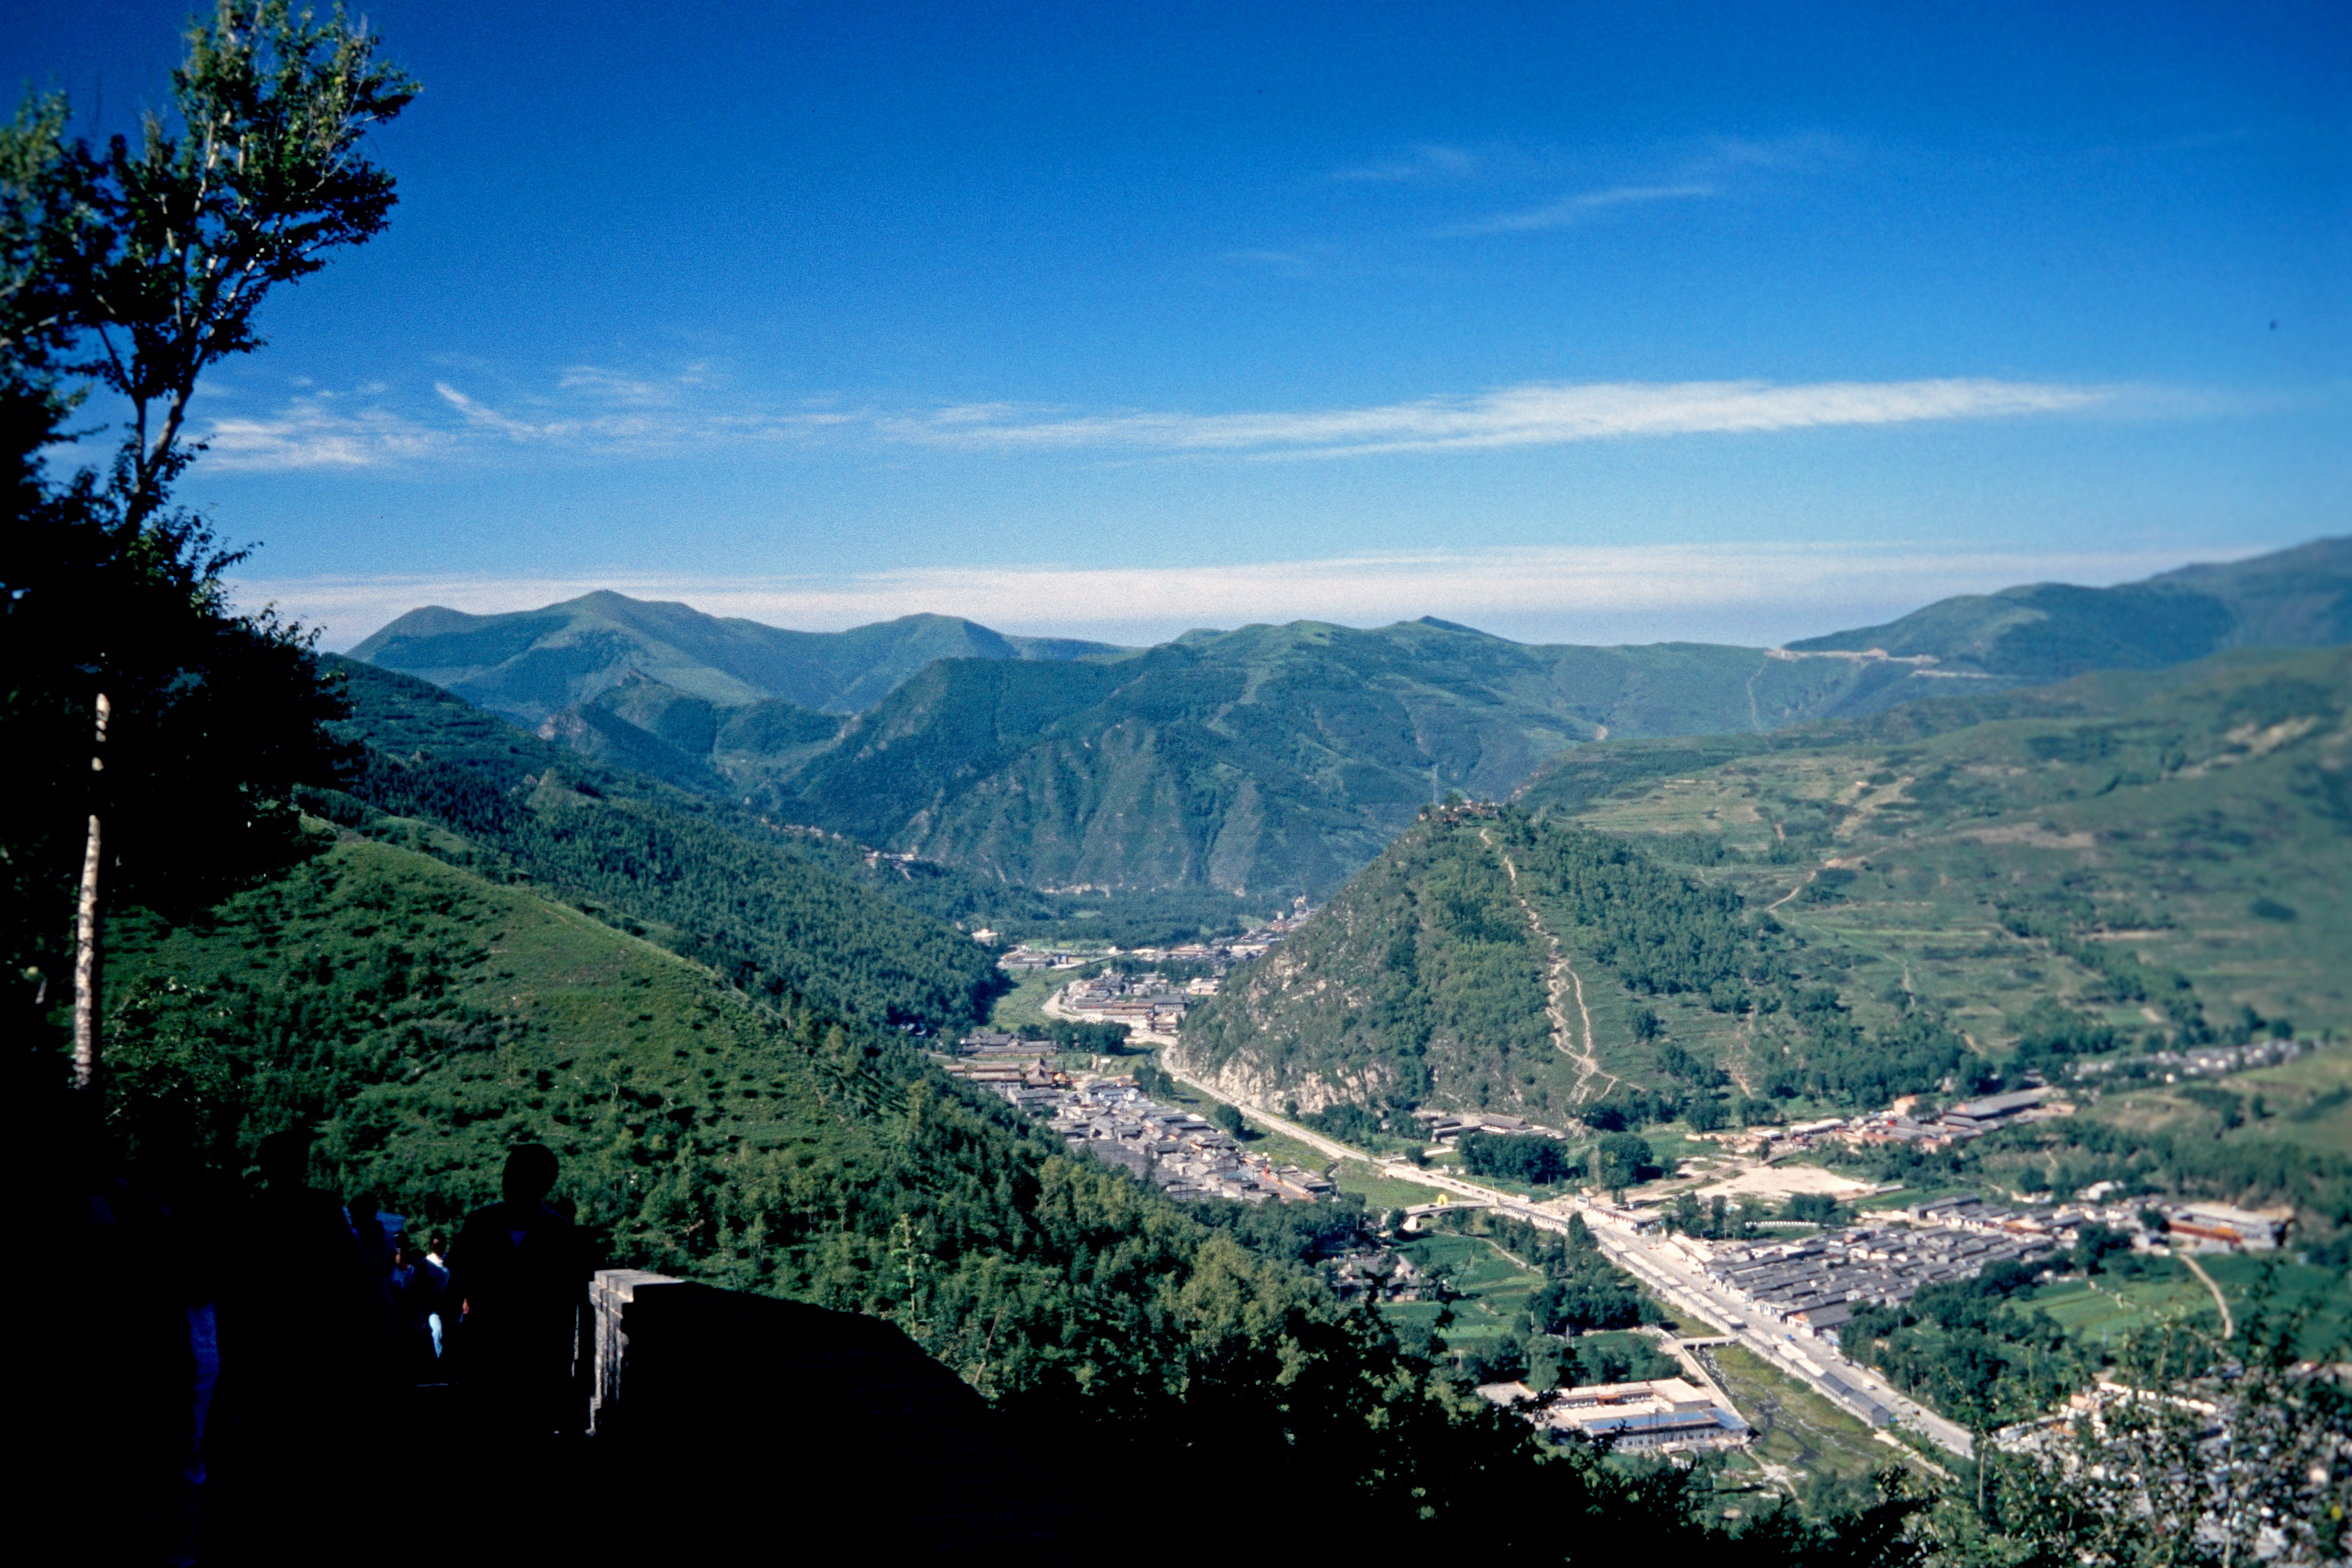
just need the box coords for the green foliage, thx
[1843,1262,2088,1431]
[1421,1208,1658,1333]
[46,0,417,521]
[1038,1018,1130,1051]
[1493,812,1776,1006]
[322,658,1002,1033]
[1458,1130,1576,1185]
[1297,1102,1387,1145]
[2070,1222,2128,1274]
[1596,1130,1656,1192]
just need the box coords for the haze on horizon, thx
[5,0,2344,649]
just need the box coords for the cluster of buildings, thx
[978,1074,1336,1205]
[1412,1108,1574,1144]
[1057,973,1195,1037]
[2067,1038,2307,1082]
[1681,1185,2288,1355]
[1476,1375,1752,1455]
[1746,1087,2075,1155]
[1694,1202,2070,1343]
[991,898,1314,978]
[939,1032,1068,1087]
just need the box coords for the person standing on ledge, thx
[448,1144,586,1437]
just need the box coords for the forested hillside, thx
[1173,805,1957,1124]
[314,658,1009,1032]
[96,829,1896,1550]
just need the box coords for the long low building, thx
[2166,1203,2285,1251]
[1477,1377,1750,1454]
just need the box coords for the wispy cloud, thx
[199,390,450,470]
[193,371,2127,473]
[1334,143,1480,182]
[1411,132,1848,239]
[882,378,2117,457]
[1221,248,1316,274]
[239,541,2257,652]
[1442,181,1718,236]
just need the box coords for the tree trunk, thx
[71,692,110,1092]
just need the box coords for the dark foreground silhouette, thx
[21,1098,1089,1565]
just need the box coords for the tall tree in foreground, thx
[0,1,414,1090]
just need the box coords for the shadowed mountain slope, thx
[759,617,1924,896]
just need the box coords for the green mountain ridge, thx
[1788,536,2352,678]
[352,540,2350,899]
[315,657,1014,1032]
[348,591,1125,723]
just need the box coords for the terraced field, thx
[1516,647,2352,1090]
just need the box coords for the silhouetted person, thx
[449,1144,586,1437]
[391,1234,450,1381]
[211,1130,381,1561]
[217,1133,376,1424]
[348,1190,398,1347]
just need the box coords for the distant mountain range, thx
[349,591,1122,721]
[351,537,2351,897]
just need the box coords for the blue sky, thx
[7,0,2346,647]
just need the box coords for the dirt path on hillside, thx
[1484,828,1620,1104]
[1765,865,1817,913]
[1724,1012,1760,1098]
[2176,1249,2235,1339]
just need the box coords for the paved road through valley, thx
[1162,1064,1975,1459]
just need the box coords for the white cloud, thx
[1442,181,1718,236]
[193,371,2124,473]
[241,541,2245,654]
